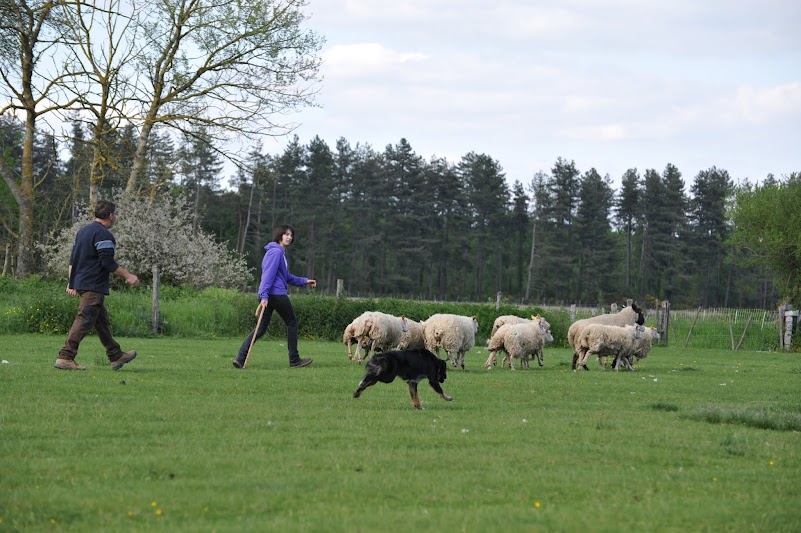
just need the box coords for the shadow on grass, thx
[684,404,801,431]
[649,401,680,412]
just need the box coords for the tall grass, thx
[1,338,800,532]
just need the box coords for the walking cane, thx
[242,303,265,369]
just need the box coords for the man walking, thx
[55,200,140,371]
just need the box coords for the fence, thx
[539,303,781,352]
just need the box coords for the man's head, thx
[95,200,116,227]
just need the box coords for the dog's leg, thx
[353,375,379,398]
[407,381,422,409]
[428,379,453,402]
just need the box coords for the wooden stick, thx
[242,304,265,369]
[735,316,753,351]
[684,307,702,349]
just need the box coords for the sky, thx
[255,0,801,190]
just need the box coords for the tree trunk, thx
[126,112,156,193]
[524,217,536,304]
[625,217,632,290]
[15,111,37,277]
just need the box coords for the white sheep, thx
[343,311,375,361]
[397,316,426,350]
[485,315,551,367]
[575,323,644,371]
[613,326,660,371]
[423,314,478,369]
[485,317,551,370]
[490,315,529,338]
[356,311,408,363]
[567,303,644,370]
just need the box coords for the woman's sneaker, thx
[289,357,313,368]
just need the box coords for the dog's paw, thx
[353,390,361,398]
[442,394,453,401]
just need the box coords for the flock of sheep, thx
[342,302,660,372]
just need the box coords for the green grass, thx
[1,337,800,532]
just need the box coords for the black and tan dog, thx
[353,348,453,409]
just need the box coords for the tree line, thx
[1,112,795,309]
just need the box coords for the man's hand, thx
[307,279,317,288]
[126,274,140,287]
[66,287,77,297]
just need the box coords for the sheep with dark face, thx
[567,303,645,370]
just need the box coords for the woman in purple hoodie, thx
[233,224,316,369]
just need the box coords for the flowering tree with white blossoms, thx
[40,191,252,288]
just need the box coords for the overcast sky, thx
[259,0,800,189]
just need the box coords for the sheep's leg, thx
[458,352,465,370]
[484,351,496,370]
[355,337,364,363]
[597,353,606,369]
[537,349,544,367]
[579,350,592,371]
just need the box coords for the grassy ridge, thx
[1,336,800,532]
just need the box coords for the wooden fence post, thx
[152,265,160,335]
[336,279,344,298]
[661,300,670,346]
[734,316,752,351]
[684,307,702,349]
[496,291,502,312]
[785,309,798,351]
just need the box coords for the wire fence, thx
[540,304,782,352]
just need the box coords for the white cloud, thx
[269,1,801,184]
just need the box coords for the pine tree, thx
[545,157,580,302]
[575,168,616,303]
[689,166,732,306]
[615,168,640,291]
[510,180,530,295]
[460,152,509,298]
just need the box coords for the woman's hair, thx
[272,224,295,244]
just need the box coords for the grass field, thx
[1,334,800,532]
